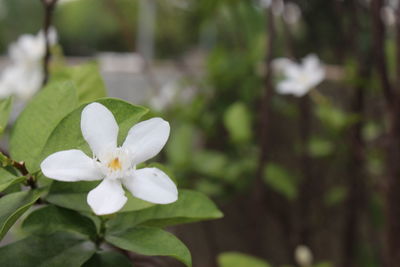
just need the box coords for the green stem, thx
[95,216,109,250]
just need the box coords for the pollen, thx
[108,157,122,171]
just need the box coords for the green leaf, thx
[314,262,334,267]
[0,167,25,192]
[22,205,97,238]
[223,102,252,143]
[106,226,191,267]
[308,137,334,157]
[263,163,298,200]
[218,252,271,267]
[9,82,79,172]
[166,124,196,167]
[108,190,223,230]
[39,98,148,164]
[46,181,154,213]
[82,251,132,267]
[0,190,43,240]
[52,62,107,103]
[324,186,348,206]
[0,232,95,267]
[192,150,228,177]
[0,96,13,135]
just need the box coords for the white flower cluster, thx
[272,54,325,97]
[0,29,57,101]
[259,0,302,25]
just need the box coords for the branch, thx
[41,0,58,86]
[371,0,395,107]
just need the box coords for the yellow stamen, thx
[108,158,122,171]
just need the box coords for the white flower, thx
[273,54,325,97]
[9,28,57,68]
[294,245,313,267]
[0,29,57,100]
[283,2,301,25]
[0,65,43,100]
[41,102,178,215]
[259,0,272,9]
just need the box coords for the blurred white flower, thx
[259,0,272,9]
[388,0,399,9]
[381,5,396,26]
[273,54,325,97]
[150,80,196,111]
[0,29,57,101]
[283,2,302,25]
[0,65,43,100]
[295,245,313,267]
[41,102,178,215]
[272,0,285,16]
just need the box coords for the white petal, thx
[276,80,308,97]
[271,58,293,73]
[81,102,119,158]
[122,118,170,165]
[123,167,178,204]
[41,150,102,182]
[87,179,127,215]
[302,54,320,72]
[284,62,302,79]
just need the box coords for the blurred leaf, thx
[193,150,228,177]
[263,163,298,200]
[362,122,382,141]
[52,62,107,103]
[106,226,191,267]
[308,137,334,157]
[195,179,224,197]
[82,251,132,267]
[22,205,97,238]
[223,102,252,143]
[0,232,95,267]
[0,96,13,135]
[0,167,25,192]
[218,252,272,267]
[46,181,153,214]
[324,186,347,206]
[0,189,43,240]
[314,262,334,267]
[39,98,148,166]
[166,124,196,167]
[107,189,223,230]
[315,104,358,132]
[10,82,78,173]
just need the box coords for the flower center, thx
[97,147,134,180]
[108,157,122,171]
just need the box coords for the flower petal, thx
[123,167,178,204]
[276,80,308,97]
[122,118,170,165]
[87,179,127,215]
[41,150,102,182]
[81,102,119,159]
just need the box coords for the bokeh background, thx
[1,0,399,266]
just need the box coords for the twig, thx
[41,0,58,85]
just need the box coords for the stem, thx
[342,2,369,266]
[297,94,313,247]
[41,0,58,86]
[371,0,394,107]
[95,216,108,249]
[371,0,400,266]
[248,6,276,257]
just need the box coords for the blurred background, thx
[1,0,399,266]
